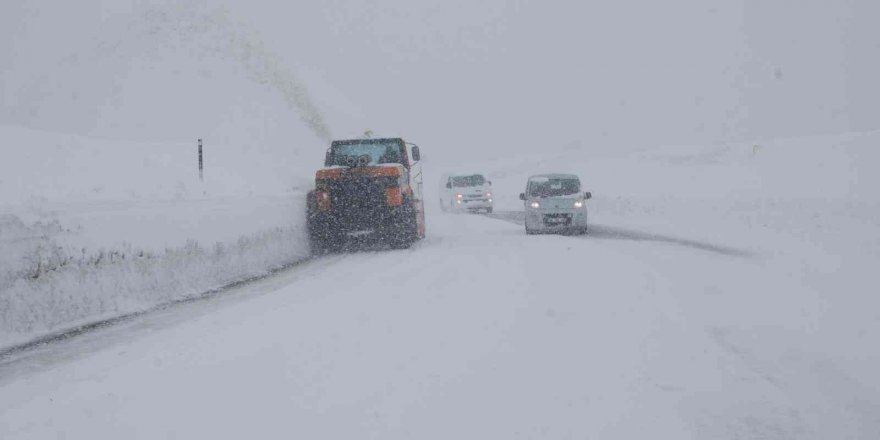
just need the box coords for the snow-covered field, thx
[0,125,320,348]
[2,2,879,436]
[2,129,878,438]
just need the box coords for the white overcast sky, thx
[1,0,878,159]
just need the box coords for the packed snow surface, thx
[2,130,879,439]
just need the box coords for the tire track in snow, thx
[485,210,753,257]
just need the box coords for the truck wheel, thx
[308,214,342,255]
[486,207,493,214]
[306,196,323,255]
[309,234,326,254]
[391,209,419,249]
[308,226,325,254]
[391,230,416,249]
[392,223,417,249]
[308,228,330,254]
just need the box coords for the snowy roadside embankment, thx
[0,126,316,349]
[0,217,309,349]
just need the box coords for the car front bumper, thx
[525,209,588,231]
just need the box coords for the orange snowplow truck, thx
[306,138,425,253]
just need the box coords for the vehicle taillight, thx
[385,187,403,206]
[316,191,331,210]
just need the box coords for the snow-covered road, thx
[2,208,877,439]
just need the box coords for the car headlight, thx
[485,192,492,197]
[530,201,540,209]
[456,194,463,199]
[574,200,584,208]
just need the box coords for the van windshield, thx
[451,175,486,187]
[528,178,580,197]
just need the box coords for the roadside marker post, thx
[198,139,204,182]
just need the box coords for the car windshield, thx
[328,141,403,166]
[528,178,580,197]
[451,175,485,187]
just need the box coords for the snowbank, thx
[0,125,317,206]
[0,220,309,348]
[0,126,314,349]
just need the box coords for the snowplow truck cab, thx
[307,138,425,252]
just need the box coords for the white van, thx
[519,174,591,234]
[439,173,493,213]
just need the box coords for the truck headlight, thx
[574,200,584,208]
[456,194,463,199]
[485,192,492,197]
[530,201,540,209]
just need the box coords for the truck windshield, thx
[328,141,403,166]
[451,175,485,187]
[528,178,580,197]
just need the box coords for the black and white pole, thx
[198,138,204,182]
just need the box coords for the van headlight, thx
[574,200,585,208]
[530,201,540,209]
